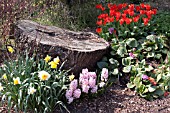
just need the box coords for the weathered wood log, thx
[14,20,109,76]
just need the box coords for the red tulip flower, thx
[125,18,132,24]
[96,20,103,26]
[142,18,149,25]
[96,28,102,34]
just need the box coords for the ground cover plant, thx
[96,3,170,100]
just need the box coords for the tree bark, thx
[14,20,109,76]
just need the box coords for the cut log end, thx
[14,20,109,76]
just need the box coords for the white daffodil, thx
[13,77,21,85]
[0,83,3,91]
[38,71,51,81]
[28,87,36,95]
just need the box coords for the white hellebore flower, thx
[28,87,36,95]
[0,83,3,91]
[38,71,51,81]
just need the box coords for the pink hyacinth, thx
[69,79,78,90]
[67,97,74,104]
[82,68,89,75]
[88,77,96,88]
[91,85,98,93]
[101,68,109,82]
[73,89,81,99]
[82,85,90,93]
[81,78,89,86]
[65,89,73,99]
[88,72,97,79]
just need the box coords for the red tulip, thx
[119,18,125,25]
[142,18,149,25]
[96,20,102,26]
[96,28,102,34]
[95,4,105,11]
[133,16,140,22]
[125,18,132,24]
[135,6,141,11]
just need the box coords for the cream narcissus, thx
[38,70,51,81]
[2,74,7,80]
[13,77,21,85]
[28,87,36,95]
[0,83,3,91]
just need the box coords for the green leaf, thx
[109,58,119,66]
[112,68,119,75]
[117,46,127,57]
[127,83,135,88]
[111,45,119,51]
[122,57,132,66]
[145,65,154,72]
[153,89,164,96]
[146,35,156,41]
[126,38,138,47]
[157,74,162,82]
[155,54,162,59]
[123,66,132,73]
[133,76,141,87]
[147,52,155,58]
[97,61,108,69]
[148,86,156,92]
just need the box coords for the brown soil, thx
[56,84,170,113]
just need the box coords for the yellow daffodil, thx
[13,77,21,85]
[54,57,60,64]
[2,74,7,80]
[38,71,51,81]
[69,74,75,81]
[28,87,36,95]
[48,61,57,69]
[48,56,60,69]
[0,83,3,91]
[44,55,51,63]
[7,46,14,53]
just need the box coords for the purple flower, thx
[88,77,96,88]
[101,68,109,82]
[82,68,88,75]
[108,28,114,34]
[73,89,81,99]
[81,78,89,85]
[67,97,74,104]
[65,89,73,99]
[142,74,149,80]
[88,72,97,79]
[129,52,135,58]
[91,85,98,93]
[69,79,78,90]
[82,85,90,93]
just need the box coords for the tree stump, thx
[14,20,109,76]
